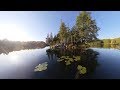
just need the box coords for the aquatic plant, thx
[65,61,71,65]
[69,58,74,62]
[57,55,81,65]
[73,56,81,61]
[57,58,64,62]
[77,65,87,74]
[34,62,48,72]
[61,56,67,59]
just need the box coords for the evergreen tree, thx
[46,33,50,45]
[50,32,53,41]
[58,20,68,44]
[76,11,100,44]
[71,25,79,44]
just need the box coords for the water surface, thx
[0,46,120,79]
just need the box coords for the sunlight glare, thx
[0,23,32,41]
[9,53,19,64]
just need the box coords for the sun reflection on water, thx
[9,53,19,64]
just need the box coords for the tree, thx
[52,35,59,45]
[65,25,70,44]
[50,32,53,41]
[103,39,111,44]
[76,11,100,44]
[46,33,50,45]
[111,39,116,44]
[71,25,79,44]
[114,38,120,45]
[58,20,68,44]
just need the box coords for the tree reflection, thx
[0,40,46,55]
[46,48,99,79]
[90,43,120,50]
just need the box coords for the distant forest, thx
[0,39,47,54]
[88,37,120,47]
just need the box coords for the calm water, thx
[0,46,120,79]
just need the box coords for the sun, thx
[0,23,32,41]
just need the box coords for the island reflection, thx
[46,48,99,79]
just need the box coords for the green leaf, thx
[69,58,74,62]
[74,56,81,61]
[61,56,66,59]
[66,61,71,65]
[80,67,87,74]
[77,65,82,70]
[34,62,48,72]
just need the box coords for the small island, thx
[0,11,120,79]
[46,11,120,51]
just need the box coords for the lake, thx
[0,46,120,79]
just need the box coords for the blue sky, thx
[0,11,120,41]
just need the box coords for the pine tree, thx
[71,25,79,44]
[46,33,50,45]
[50,32,53,41]
[58,20,68,44]
[76,11,100,44]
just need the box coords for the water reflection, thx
[103,44,120,49]
[0,48,48,79]
[0,47,45,55]
[90,44,120,49]
[46,48,99,79]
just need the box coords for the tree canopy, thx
[46,11,100,49]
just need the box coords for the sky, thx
[0,11,120,42]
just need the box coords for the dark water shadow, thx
[45,48,99,79]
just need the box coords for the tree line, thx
[102,38,120,45]
[46,11,100,49]
[88,38,120,47]
[0,39,47,54]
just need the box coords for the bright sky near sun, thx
[0,11,120,41]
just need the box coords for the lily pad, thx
[57,59,64,62]
[74,56,81,61]
[34,62,48,72]
[61,56,66,59]
[66,61,71,65]
[79,67,87,74]
[77,65,82,70]
[69,58,74,62]
[77,65,87,74]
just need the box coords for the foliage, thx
[58,21,68,44]
[57,55,81,65]
[76,11,100,44]
[46,48,99,79]
[88,37,120,47]
[34,62,48,72]
[77,65,87,74]
[46,11,100,49]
